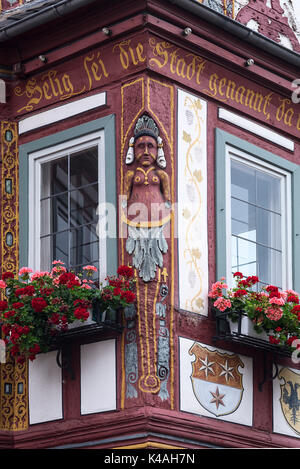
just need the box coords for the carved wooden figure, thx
[122,114,171,282]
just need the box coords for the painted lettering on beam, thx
[12,33,300,139]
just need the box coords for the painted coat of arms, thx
[189,343,244,417]
[279,367,300,435]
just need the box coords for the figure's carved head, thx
[134,135,157,166]
[126,114,166,168]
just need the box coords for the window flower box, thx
[228,311,269,342]
[0,263,135,363]
[210,272,300,356]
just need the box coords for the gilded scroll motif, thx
[0,121,28,431]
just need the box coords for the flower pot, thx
[92,301,120,326]
[229,314,269,342]
[68,308,95,329]
[100,306,117,323]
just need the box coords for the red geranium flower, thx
[2,325,11,335]
[269,336,280,344]
[73,299,91,308]
[17,285,35,296]
[117,265,134,279]
[238,279,250,288]
[233,289,248,297]
[31,297,48,313]
[233,272,243,278]
[121,290,136,303]
[266,285,279,293]
[113,287,122,296]
[17,356,26,365]
[21,326,30,335]
[2,271,14,281]
[12,302,24,309]
[286,336,299,346]
[246,275,259,284]
[287,295,299,304]
[58,272,76,285]
[10,344,20,356]
[0,300,8,311]
[41,287,54,296]
[3,310,17,318]
[15,287,25,296]
[50,313,60,324]
[28,344,41,361]
[269,290,281,299]
[74,307,89,320]
[66,279,81,289]
[109,278,123,288]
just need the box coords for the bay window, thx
[28,131,105,278]
[228,147,291,289]
[215,129,300,292]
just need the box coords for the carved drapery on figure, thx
[122,114,171,282]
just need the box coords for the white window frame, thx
[28,130,106,281]
[225,144,292,289]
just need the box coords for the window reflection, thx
[40,146,99,273]
[231,158,283,289]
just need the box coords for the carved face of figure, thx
[134,135,157,166]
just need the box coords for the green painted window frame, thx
[19,114,117,276]
[215,128,300,293]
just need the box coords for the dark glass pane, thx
[52,193,69,233]
[40,233,69,271]
[70,184,98,228]
[40,146,99,271]
[41,156,68,198]
[40,193,68,237]
[70,224,99,268]
[52,231,69,266]
[70,147,98,189]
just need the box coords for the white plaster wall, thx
[80,339,116,414]
[29,350,63,424]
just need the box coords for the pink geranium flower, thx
[19,267,33,276]
[208,281,228,298]
[83,265,97,272]
[31,271,50,280]
[269,297,285,306]
[213,297,231,312]
[265,307,283,321]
